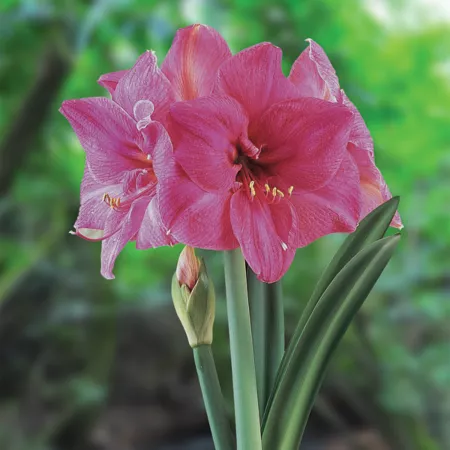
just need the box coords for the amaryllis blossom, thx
[61,24,232,279]
[289,39,402,228]
[158,43,361,282]
[60,93,174,279]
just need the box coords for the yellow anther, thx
[288,186,294,196]
[265,183,270,193]
[102,193,121,209]
[272,187,277,197]
[276,189,284,198]
[249,180,256,197]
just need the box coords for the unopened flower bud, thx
[172,246,215,347]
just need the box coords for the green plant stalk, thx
[224,249,262,450]
[248,268,268,418]
[193,345,235,450]
[266,281,285,394]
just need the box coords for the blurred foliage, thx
[0,0,450,449]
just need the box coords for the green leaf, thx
[268,197,400,404]
[262,234,401,450]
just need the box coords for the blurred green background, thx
[1,0,449,449]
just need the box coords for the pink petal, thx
[348,144,402,228]
[255,98,353,192]
[169,96,247,192]
[161,24,232,101]
[341,90,374,155]
[141,119,173,160]
[136,196,177,248]
[101,197,149,279]
[154,138,237,250]
[113,51,175,124]
[214,43,299,122]
[290,153,361,247]
[60,97,146,184]
[176,246,201,290]
[289,39,341,102]
[122,169,154,195]
[98,70,128,95]
[230,190,298,283]
[73,166,123,241]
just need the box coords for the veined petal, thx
[136,196,177,248]
[160,176,237,250]
[348,144,402,228]
[101,196,149,279]
[113,51,175,124]
[60,97,146,184]
[341,90,374,155]
[169,95,247,192]
[214,43,299,122]
[98,70,128,95]
[289,39,341,102]
[73,166,123,241]
[290,153,361,247]
[141,119,173,160]
[122,169,154,195]
[255,98,353,191]
[161,24,231,101]
[230,190,297,283]
[154,137,237,250]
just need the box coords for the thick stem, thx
[224,249,262,450]
[193,345,234,450]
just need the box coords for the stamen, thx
[265,183,270,194]
[102,193,121,210]
[276,189,284,198]
[288,186,294,196]
[281,241,288,251]
[249,180,256,197]
[272,187,277,197]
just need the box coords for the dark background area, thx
[1,0,450,449]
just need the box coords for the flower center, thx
[235,135,293,203]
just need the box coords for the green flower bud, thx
[172,246,215,347]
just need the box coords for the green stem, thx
[224,249,262,450]
[193,345,235,450]
[266,281,285,394]
[248,267,268,418]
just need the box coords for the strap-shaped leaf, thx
[262,234,400,449]
[267,197,400,407]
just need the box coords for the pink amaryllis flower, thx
[289,39,402,228]
[60,93,174,279]
[61,24,232,279]
[157,43,361,282]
